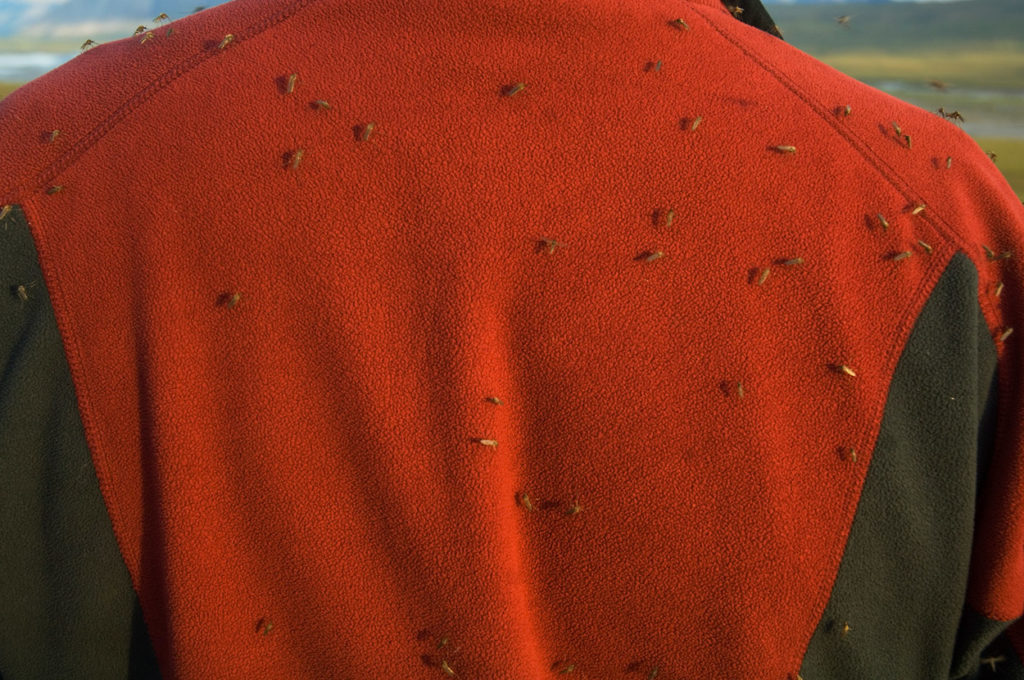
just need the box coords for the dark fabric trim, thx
[0,205,161,679]
[0,218,1011,676]
[800,251,1004,678]
[951,607,1024,679]
[719,0,784,39]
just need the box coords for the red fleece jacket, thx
[0,0,1022,677]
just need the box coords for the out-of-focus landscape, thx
[767,0,1024,197]
[0,0,1020,196]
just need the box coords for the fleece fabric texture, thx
[0,201,1014,680]
[0,0,1023,677]
[0,205,163,679]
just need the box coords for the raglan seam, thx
[683,5,1022,669]
[0,0,323,207]
[0,2,334,660]
[5,2,1021,674]
[692,1,1024,628]
[687,3,1007,341]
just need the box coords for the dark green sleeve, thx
[0,205,161,680]
[797,251,1019,680]
[1,199,1018,678]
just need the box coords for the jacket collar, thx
[683,0,784,40]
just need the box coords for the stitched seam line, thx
[685,4,1012,670]
[14,195,154,655]
[690,0,1024,655]
[689,6,981,266]
[828,249,953,676]
[28,0,322,196]
[688,5,1007,451]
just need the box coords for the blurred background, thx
[0,0,1020,196]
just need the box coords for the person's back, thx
[1,0,1022,677]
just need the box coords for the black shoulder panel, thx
[800,251,1006,678]
[0,205,161,679]
[0,201,1017,677]
[951,607,1024,679]
[719,0,784,39]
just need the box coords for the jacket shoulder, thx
[0,0,312,201]
[698,3,1023,280]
